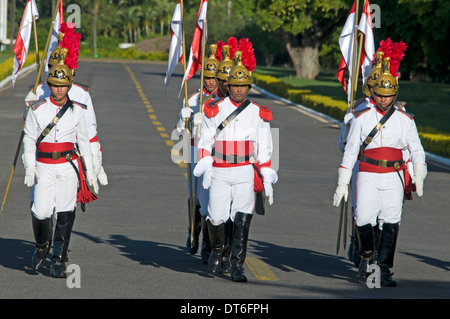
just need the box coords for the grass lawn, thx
[255,66,450,135]
[0,51,13,64]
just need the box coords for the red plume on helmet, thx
[59,22,81,70]
[374,38,407,77]
[215,37,256,72]
[238,38,256,72]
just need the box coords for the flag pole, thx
[336,0,360,253]
[352,0,368,110]
[180,0,196,249]
[33,0,61,94]
[1,0,62,214]
[348,0,360,114]
[32,4,40,77]
[192,17,207,221]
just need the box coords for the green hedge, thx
[0,52,37,82]
[252,72,450,159]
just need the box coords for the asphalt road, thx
[0,60,449,303]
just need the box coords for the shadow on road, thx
[71,231,214,279]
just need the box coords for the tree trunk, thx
[285,38,320,80]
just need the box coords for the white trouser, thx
[32,161,79,219]
[208,165,254,226]
[355,171,404,227]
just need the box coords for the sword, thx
[343,197,349,250]
[336,198,344,255]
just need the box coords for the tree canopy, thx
[7,0,449,82]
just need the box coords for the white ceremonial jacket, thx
[23,97,91,158]
[28,82,97,141]
[341,102,425,172]
[198,96,273,168]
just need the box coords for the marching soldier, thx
[194,50,277,282]
[25,23,108,187]
[175,44,222,263]
[339,51,384,268]
[333,56,427,287]
[24,60,99,278]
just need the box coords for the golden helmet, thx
[362,83,370,98]
[215,45,235,81]
[228,51,252,87]
[48,45,68,69]
[203,44,220,78]
[366,51,384,88]
[373,57,398,96]
[47,61,73,86]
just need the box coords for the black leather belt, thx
[360,155,404,169]
[36,149,77,160]
[212,150,250,164]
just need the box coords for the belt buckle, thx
[233,154,238,164]
[51,151,60,160]
[379,159,388,168]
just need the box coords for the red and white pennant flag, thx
[358,0,375,85]
[180,0,208,90]
[12,0,39,86]
[164,0,183,90]
[45,0,64,75]
[336,0,357,101]
[337,0,375,101]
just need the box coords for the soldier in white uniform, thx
[25,24,107,186]
[175,44,223,261]
[333,57,427,287]
[24,60,99,278]
[194,51,277,282]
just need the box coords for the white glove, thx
[25,91,37,106]
[202,165,214,189]
[412,163,427,197]
[181,107,194,120]
[90,141,108,185]
[90,141,102,176]
[333,167,352,207]
[193,112,204,126]
[343,112,354,125]
[261,167,278,205]
[97,166,108,186]
[23,152,38,187]
[263,182,273,205]
[193,156,213,177]
[193,156,214,189]
[24,166,39,187]
[82,154,99,194]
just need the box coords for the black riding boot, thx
[377,223,399,287]
[356,223,375,277]
[186,201,202,254]
[221,218,234,273]
[31,213,52,270]
[230,212,252,282]
[51,210,75,278]
[200,217,211,264]
[206,220,225,274]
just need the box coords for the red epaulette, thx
[28,99,46,110]
[397,108,414,120]
[72,100,88,110]
[73,82,91,92]
[353,107,371,118]
[204,98,223,118]
[253,101,273,122]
